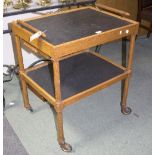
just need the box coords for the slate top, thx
[27,52,124,99]
[26,8,130,45]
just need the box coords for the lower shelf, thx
[27,52,124,100]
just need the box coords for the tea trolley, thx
[11,6,139,152]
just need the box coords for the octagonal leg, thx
[14,35,33,111]
[56,110,72,152]
[53,60,72,152]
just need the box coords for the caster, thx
[60,142,72,152]
[26,106,34,112]
[121,107,132,115]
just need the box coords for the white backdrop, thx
[3,0,58,68]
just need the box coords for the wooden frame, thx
[11,6,139,152]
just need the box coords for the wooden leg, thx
[14,35,32,111]
[20,77,32,111]
[121,35,136,115]
[53,60,61,100]
[121,37,127,67]
[56,111,65,144]
[55,111,72,152]
[121,37,127,102]
[53,60,72,152]
[121,78,132,115]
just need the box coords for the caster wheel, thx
[121,107,132,115]
[60,142,72,152]
[26,107,33,112]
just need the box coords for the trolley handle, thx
[95,3,130,17]
[17,20,46,38]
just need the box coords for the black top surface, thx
[27,53,124,99]
[26,8,130,45]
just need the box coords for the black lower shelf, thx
[27,52,124,100]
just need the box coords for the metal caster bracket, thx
[26,107,34,112]
[60,142,72,152]
[121,107,132,115]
